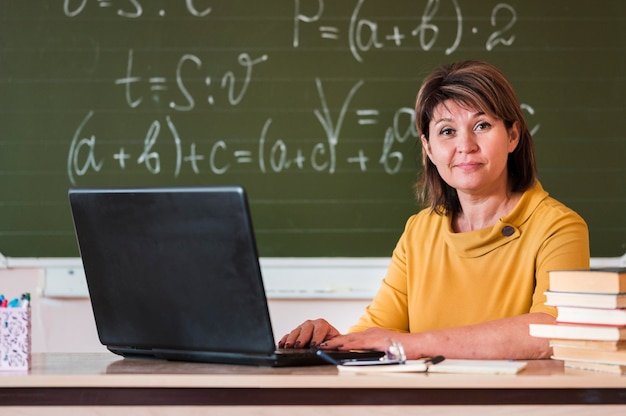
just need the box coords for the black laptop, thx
[68,186,382,366]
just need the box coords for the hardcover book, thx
[556,306,626,326]
[552,344,626,365]
[529,323,626,341]
[550,339,626,351]
[545,291,626,309]
[548,268,626,294]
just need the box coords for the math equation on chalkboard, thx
[59,0,539,185]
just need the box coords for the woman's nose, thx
[457,132,478,154]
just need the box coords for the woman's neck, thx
[453,190,521,233]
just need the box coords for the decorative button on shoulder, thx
[502,226,515,237]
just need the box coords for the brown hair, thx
[414,60,537,215]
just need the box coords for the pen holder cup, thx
[0,308,31,372]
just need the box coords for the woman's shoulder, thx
[537,189,586,222]
[522,183,588,232]
[521,181,587,224]
[403,206,447,231]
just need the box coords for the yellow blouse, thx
[350,181,590,333]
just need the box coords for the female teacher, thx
[278,60,590,360]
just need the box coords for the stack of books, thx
[529,267,626,374]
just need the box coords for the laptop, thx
[68,186,383,366]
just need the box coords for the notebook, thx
[68,186,383,367]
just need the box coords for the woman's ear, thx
[421,134,432,161]
[508,121,521,153]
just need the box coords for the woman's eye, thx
[440,127,454,136]
[475,121,491,131]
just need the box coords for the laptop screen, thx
[69,186,277,356]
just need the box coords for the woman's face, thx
[421,99,520,197]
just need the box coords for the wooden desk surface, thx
[1,353,625,407]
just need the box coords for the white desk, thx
[1,353,625,415]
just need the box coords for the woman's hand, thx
[318,327,406,353]
[280,323,409,355]
[278,318,341,349]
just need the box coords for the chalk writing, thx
[63,0,212,18]
[67,77,419,184]
[64,0,538,185]
[115,50,268,110]
[294,0,518,62]
[67,111,103,186]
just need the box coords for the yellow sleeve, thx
[529,204,590,316]
[349,218,414,333]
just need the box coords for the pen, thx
[425,355,445,366]
[423,355,446,372]
[20,292,30,308]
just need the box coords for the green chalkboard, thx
[1,1,624,258]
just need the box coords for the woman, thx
[278,61,590,360]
